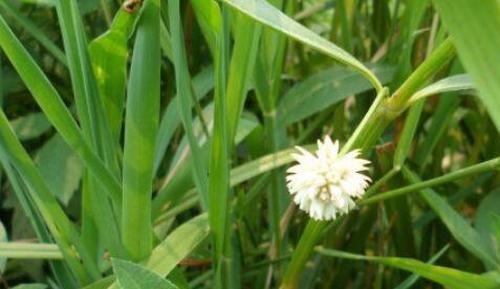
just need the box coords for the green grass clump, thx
[0,0,499,289]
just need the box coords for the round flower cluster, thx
[286,136,371,221]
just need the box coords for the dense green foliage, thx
[0,0,499,289]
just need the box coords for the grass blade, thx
[432,0,500,131]
[121,0,160,261]
[402,167,500,269]
[316,247,500,289]
[112,259,178,289]
[0,13,122,206]
[221,0,383,92]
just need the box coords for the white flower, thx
[286,136,371,221]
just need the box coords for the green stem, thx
[280,37,456,289]
[280,220,328,289]
[0,243,63,259]
[360,158,500,205]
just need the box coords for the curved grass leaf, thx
[475,188,500,262]
[112,259,178,289]
[432,0,500,132]
[317,246,500,289]
[277,65,394,126]
[402,167,500,269]
[221,0,383,92]
[409,74,474,103]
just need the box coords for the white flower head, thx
[286,136,371,221]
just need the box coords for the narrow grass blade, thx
[54,0,116,167]
[408,74,474,104]
[360,157,500,205]
[122,0,160,261]
[316,247,500,289]
[0,14,122,205]
[226,14,261,141]
[394,99,425,168]
[432,0,500,131]
[0,221,6,272]
[190,0,221,56]
[168,0,209,206]
[154,67,214,174]
[394,245,449,289]
[0,109,100,284]
[221,0,383,92]
[112,259,178,289]
[0,157,78,288]
[402,167,500,269]
[0,0,67,65]
[0,243,63,259]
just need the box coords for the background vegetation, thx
[0,0,499,288]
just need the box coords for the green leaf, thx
[89,8,139,143]
[0,242,62,259]
[317,247,500,289]
[432,0,500,131]
[10,113,52,141]
[394,245,449,289]
[36,134,83,206]
[277,65,394,126]
[409,74,474,103]
[112,259,178,289]
[221,0,383,92]
[11,284,47,289]
[121,0,160,261]
[168,0,209,206]
[475,188,500,262]
[0,221,7,273]
[108,215,209,289]
[402,167,500,269]
[0,12,122,206]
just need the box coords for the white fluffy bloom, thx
[286,136,371,221]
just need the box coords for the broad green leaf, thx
[0,221,6,273]
[317,247,500,289]
[221,0,383,92]
[122,0,160,261]
[432,0,500,131]
[89,8,139,143]
[403,167,500,269]
[475,188,500,261]
[10,113,51,141]
[112,259,178,289]
[36,134,83,206]
[409,74,474,103]
[277,65,394,125]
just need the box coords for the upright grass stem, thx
[280,38,456,289]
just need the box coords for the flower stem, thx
[280,37,456,289]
